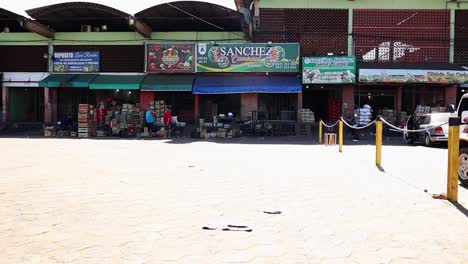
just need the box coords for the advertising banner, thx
[146,43,195,73]
[196,43,300,72]
[359,69,468,84]
[302,57,356,84]
[53,52,100,72]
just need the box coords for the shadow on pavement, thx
[451,201,468,218]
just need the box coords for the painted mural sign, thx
[302,57,356,84]
[53,52,100,72]
[359,69,468,84]
[146,43,195,73]
[196,43,300,72]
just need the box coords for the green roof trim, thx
[39,74,75,87]
[89,75,145,90]
[141,75,195,91]
[71,74,98,88]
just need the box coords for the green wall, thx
[0,32,246,46]
[259,0,468,9]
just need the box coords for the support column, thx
[445,85,457,107]
[194,94,200,125]
[297,92,303,120]
[51,88,57,122]
[341,85,355,119]
[44,87,51,123]
[139,91,155,110]
[348,8,354,56]
[450,9,455,63]
[2,86,8,122]
[396,86,402,116]
[241,93,258,120]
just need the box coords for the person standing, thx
[163,106,172,138]
[145,106,156,134]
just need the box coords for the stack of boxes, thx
[380,109,396,124]
[326,99,341,121]
[299,109,315,123]
[77,104,96,138]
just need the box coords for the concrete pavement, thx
[0,138,467,263]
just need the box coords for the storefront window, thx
[258,94,297,121]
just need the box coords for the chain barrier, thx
[340,117,377,130]
[320,120,340,128]
[379,117,449,133]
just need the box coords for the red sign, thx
[146,44,195,73]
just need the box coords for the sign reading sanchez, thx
[146,43,195,73]
[53,52,100,72]
[302,57,356,84]
[196,43,300,72]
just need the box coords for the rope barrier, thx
[379,117,448,133]
[320,120,340,128]
[340,117,377,130]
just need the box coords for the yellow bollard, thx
[339,120,343,153]
[376,118,383,166]
[447,117,460,202]
[319,120,323,144]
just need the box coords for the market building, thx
[3,0,468,137]
[242,0,468,123]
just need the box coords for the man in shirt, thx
[163,106,172,138]
[145,106,156,135]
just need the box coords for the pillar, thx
[396,86,402,115]
[342,85,355,119]
[2,86,8,122]
[240,93,258,120]
[445,85,457,107]
[297,92,303,120]
[194,94,200,118]
[44,87,57,123]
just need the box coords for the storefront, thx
[39,74,98,122]
[358,63,468,123]
[302,57,357,122]
[193,42,301,137]
[2,72,48,122]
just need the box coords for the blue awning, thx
[193,76,302,94]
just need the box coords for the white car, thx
[403,113,453,147]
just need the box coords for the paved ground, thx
[0,138,467,264]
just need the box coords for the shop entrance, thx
[8,87,44,122]
[155,92,194,124]
[302,86,341,122]
[58,88,96,122]
[258,93,297,121]
[355,86,396,119]
[199,94,241,119]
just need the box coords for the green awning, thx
[71,74,98,88]
[141,75,195,91]
[39,74,75,87]
[89,75,145,90]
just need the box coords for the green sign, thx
[302,57,356,84]
[196,43,300,72]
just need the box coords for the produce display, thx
[77,104,96,138]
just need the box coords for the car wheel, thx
[459,148,468,186]
[425,134,433,147]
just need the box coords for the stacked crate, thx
[299,109,315,123]
[77,104,96,138]
[326,99,341,121]
[150,100,166,125]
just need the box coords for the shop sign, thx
[359,69,468,84]
[53,52,100,72]
[196,43,300,72]
[146,43,195,73]
[302,57,356,84]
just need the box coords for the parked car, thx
[403,113,453,147]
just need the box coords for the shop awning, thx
[358,63,468,84]
[193,76,302,94]
[2,72,49,87]
[141,75,194,91]
[39,74,75,87]
[89,75,145,90]
[70,74,98,88]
